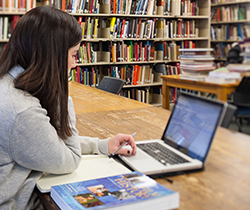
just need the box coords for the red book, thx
[132,65,138,85]
[132,1,136,14]
[175,62,180,75]
[78,17,82,26]
[91,67,95,85]
[163,41,167,60]
[217,8,221,22]
[113,0,116,14]
[125,45,128,62]
[133,42,136,61]
[137,19,142,38]
[120,19,126,38]
[139,42,143,61]
[137,66,141,84]
[184,40,188,48]
[189,21,192,37]
[90,0,94,13]
[192,2,195,15]
[62,0,66,11]
[87,43,91,63]
[11,15,19,33]
[76,66,80,83]
[150,46,155,61]
[177,20,181,38]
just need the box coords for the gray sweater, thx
[0,66,109,209]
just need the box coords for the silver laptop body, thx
[120,93,227,175]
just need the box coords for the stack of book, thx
[179,48,216,81]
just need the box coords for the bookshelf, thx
[70,0,211,106]
[211,0,250,67]
[0,0,211,106]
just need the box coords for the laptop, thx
[120,92,227,176]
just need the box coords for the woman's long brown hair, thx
[0,6,82,139]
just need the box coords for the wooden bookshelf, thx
[70,0,211,105]
[210,0,250,66]
[0,0,211,105]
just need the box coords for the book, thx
[37,155,131,193]
[51,171,179,210]
[227,64,250,72]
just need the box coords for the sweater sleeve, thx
[67,97,110,155]
[10,97,109,174]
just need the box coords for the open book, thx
[36,155,131,193]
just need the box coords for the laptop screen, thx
[162,93,225,163]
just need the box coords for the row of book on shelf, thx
[120,86,162,104]
[0,16,199,42]
[0,15,20,40]
[211,4,250,22]
[77,16,198,40]
[35,0,199,16]
[109,0,199,16]
[69,63,179,103]
[76,41,176,63]
[210,24,250,41]
[70,63,180,86]
[211,0,248,4]
[75,40,196,65]
[0,0,36,12]
[0,4,199,42]
[0,0,200,19]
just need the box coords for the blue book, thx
[51,171,179,210]
[238,24,243,40]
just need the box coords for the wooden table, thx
[39,82,250,210]
[161,75,239,110]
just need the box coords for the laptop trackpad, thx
[121,148,166,172]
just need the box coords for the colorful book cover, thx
[51,171,179,210]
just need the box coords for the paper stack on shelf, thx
[178,48,216,81]
[226,64,250,72]
[205,70,241,84]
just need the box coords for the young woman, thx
[0,6,136,209]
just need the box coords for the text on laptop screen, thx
[162,94,223,162]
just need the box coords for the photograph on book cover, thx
[69,172,166,208]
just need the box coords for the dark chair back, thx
[97,76,126,95]
[232,76,250,132]
[233,76,250,107]
[221,104,237,128]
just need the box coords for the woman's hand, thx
[108,133,137,156]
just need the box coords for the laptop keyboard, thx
[137,142,189,166]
